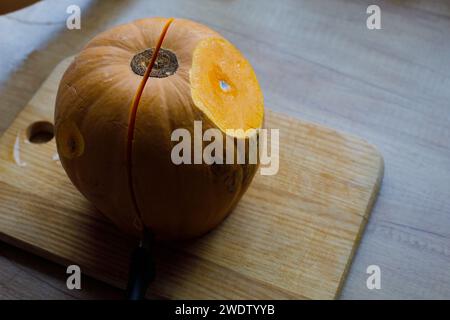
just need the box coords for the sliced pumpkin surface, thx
[190,37,264,137]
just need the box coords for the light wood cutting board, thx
[0,57,383,299]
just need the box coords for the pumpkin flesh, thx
[191,37,264,137]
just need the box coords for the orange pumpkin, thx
[54,17,264,240]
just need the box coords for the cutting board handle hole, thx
[26,121,54,144]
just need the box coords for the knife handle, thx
[125,229,155,300]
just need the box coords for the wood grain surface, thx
[0,57,382,299]
[0,0,449,300]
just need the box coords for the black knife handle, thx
[125,229,155,300]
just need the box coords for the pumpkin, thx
[54,17,264,240]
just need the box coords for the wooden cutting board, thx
[0,57,383,299]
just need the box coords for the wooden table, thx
[1,0,449,299]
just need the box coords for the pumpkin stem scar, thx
[126,17,175,233]
[131,48,178,78]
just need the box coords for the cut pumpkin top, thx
[190,37,264,137]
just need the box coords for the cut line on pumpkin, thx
[126,17,175,233]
